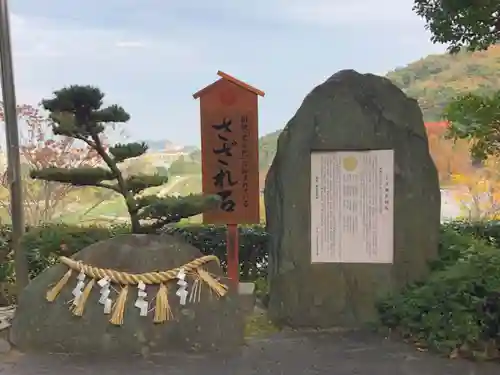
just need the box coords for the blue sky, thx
[6,0,446,146]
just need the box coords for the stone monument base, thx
[10,234,244,356]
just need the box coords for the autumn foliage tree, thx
[414,0,500,164]
[30,85,218,233]
[450,156,500,220]
[0,104,104,225]
[414,0,500,223]
[426,122,472,185]
[423,122,500,218]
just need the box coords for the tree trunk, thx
[91,134,140,233]
[13,230,29,294]
[129,211,141,233]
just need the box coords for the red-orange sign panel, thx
[194,74,261,225]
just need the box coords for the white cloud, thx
[183,0,422,28]
[275,0,426,28]
[114,41,146,48]
[5,13,200,105]
[10,13,196,59]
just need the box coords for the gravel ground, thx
[1,330,498,375]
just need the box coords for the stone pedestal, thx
[238,282,256,316]
[10,234,244,355]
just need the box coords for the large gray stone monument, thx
[264,70,440,328]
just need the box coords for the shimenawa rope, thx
[46,255,228,326]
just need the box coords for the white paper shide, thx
[98,276,113,314]
[134,281,148,317]
[176,268,188,305]
[72,271,86,305]
[310,150,394,264]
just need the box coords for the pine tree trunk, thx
[130,212,141,233]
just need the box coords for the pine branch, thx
[92,105,130,123]
[137,193,220,226]
[107,174,169,195]
[42,85,104,112]
[49,112,82,137]
[30,167,117,187]
[127,174,168,194]
[110,142,148,163]
[139,217,171,233]
[43,86,130,138]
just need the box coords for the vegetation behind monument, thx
[413,0,500,220]
[375,0,500,360]
[0,104,109,226]
[30,85,219,233]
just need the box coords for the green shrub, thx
[21,223,130,256]
[443,220,500,247]
[0,223,269,284]
[377,227,500,358]
[165,224,269,281]
[21,223,131,278]
[430,225,485,271]
[0,224,130,283]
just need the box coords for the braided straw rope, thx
[58,254,221,285]
[46,254,228,325]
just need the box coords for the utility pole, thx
[0,0,28,293]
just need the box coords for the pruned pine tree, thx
[30,85,219,233]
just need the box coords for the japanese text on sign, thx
[310,150,394,264]
[211,118,238,212]
[241,115,250,208]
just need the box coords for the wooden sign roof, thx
[193,71,265,99]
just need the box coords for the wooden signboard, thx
[193,71,263,225]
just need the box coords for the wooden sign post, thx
[193,71,263,286]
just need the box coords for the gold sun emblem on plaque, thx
[342,156,358,172]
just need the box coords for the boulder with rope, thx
[10,234,243,356]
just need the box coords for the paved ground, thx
[1,330,498,375]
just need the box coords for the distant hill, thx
[259,130,280,169]
[257,46,500,169]
[146,46,500,172]
[145,139,197,154]
[387,45,500,121]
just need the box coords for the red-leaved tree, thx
[0,104,105,225]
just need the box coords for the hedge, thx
[0,223,269,282]
[377,226,500,359]
[166,225,268,281]
[443,220,500,247]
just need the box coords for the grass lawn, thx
[167,175,202,196]
[57,199,128,224]
[244,310,278,339]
